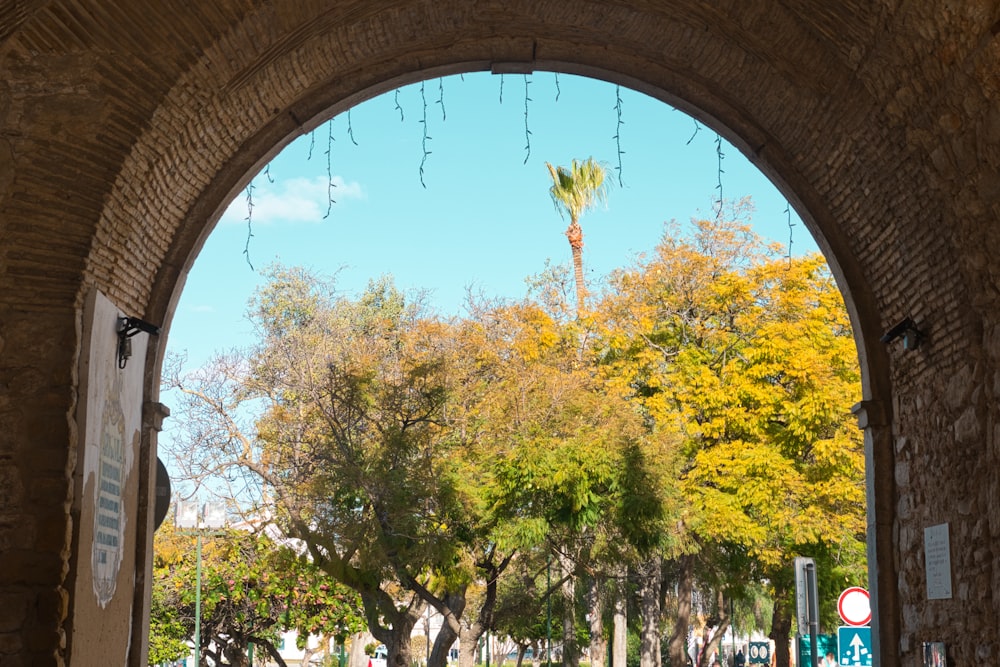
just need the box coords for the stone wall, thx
[1,1,999,664]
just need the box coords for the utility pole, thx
[176,500,228,666]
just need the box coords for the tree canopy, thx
[150,518,364,667]
[163,198,865,667]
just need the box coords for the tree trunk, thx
[361,590,422,667]
[589,575,607,667]
[429,591,466,667]
[637,555,661,667]
[667,556,693,667]
[560,551,579,667]
[769,580,792,667]
[492,634,512,667]
[458,624,480,667]
[253,638,290,667]
[566,220,586,315]
[611,565,627,667]
[696,591,731,667]
[350,632,374,667]
[515,644,528,667]
[224,639,251,667]
[385,623,415,667]
[436,553,509,667]
[302,640,321,667]
[431,622,458,667]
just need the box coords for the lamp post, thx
[546,557,552,667]
[176,500,227,666]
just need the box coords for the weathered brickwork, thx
[2,1,999,665]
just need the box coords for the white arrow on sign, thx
[849,633,865,662]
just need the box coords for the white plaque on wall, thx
[924,523,952,600]
[74,290,147,606]
[70,289,153,663]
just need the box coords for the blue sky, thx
[166,71,816,369]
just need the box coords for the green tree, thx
[595,204,865,667]
[150,518,364,667]
[165,206,864,667]
[167,267,510,667]
[472,296,674,667]
[546,158,610,316]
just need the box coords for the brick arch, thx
[2,2,999,665]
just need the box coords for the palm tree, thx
[545,158,610,316]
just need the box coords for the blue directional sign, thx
[837,626,872,666]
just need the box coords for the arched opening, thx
[148,72,884,667]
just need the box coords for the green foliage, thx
[546,157,612,314]
[626,629,641,667]
[147,570,190,664]
[149,518,364,665]
[595,203,865,647]
[546,158,610,226]
[167,198,866,664]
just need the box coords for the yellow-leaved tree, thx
[595,202,865,667]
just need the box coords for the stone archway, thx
[2,3,998,665]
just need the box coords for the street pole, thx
[194,531,202,665]
[729,597,735,664]
[546,557,551,667]
[806,562,819,667]
[177,500,227,667]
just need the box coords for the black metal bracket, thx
[117,316,161,369]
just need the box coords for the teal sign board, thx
[837,626,872,666]
[797,634,836,666]
[747,642,770,665]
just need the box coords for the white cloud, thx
[220,176,364,225]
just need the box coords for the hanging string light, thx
[714,133,725,220]
[523,75,533,164]
[347,109,359,146]
[394,88,404,122]
[785,204,795,265]
[324,119,336,218]
[243,182,255,270]
[613,85,625,186]
[686,118,701,145]
[419,81,432,188]
[437,77,447,122]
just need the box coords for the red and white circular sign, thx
[837,587,871,626]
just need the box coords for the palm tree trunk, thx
[566,220,586,315]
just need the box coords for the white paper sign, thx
[924,523,952,600]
